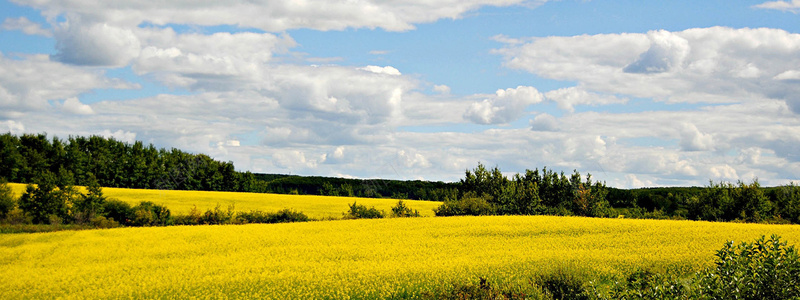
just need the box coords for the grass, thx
[1,215,799,299]
[7,183,441,219]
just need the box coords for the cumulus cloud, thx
[19,0,538,32]
[496,27,800,109]
[679,123,714,151]
[433,84,451,94]
[2,17,52,37]
[530,113,559,131]
[2,120,25,134]
[464,86,543,124]
[0,53,137,115]
[61,97,94,115]
[753,0,800,13]
[544,87,627,112]
[623,30,690,74]
[53,20,141,67]
[359,65,402,76]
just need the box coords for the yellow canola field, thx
[1,215,799,299]
[7,183,441,218]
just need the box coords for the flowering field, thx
[1,215,799,299]
[7,183,440,218]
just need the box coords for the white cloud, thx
[53,19,141,67]
[544,87,627,112]
[2,120,25,134]
[623,30,690,74]
[464,85,543,124]
[753,0,800,13]
[99,129,137,144]
[0,53,137,115]
[61,97,94,115]
[530,113,558,131]
[20,0,538,32]
[433,84,451,94]
[679,123,714,151]
[2,17,52,37]
[359,65,402,76]
[496,27,800,110]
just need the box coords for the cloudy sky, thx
[1,0,799,187]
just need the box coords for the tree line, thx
[0,133,456,200]
[436,163,800,224]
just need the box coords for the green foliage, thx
[200,203,235,225]
[391,200,420,217]
[0,179,15,219]
[425,277,535,300]
[18,172,70,224]
[696,235,800,300]
[263,209,309,223]
[773,182,800,224]
[603,269,688,299]
[101,199,133,225]
[688,180,774,223]
[536,270,589,300]
[433,193,496,216]
[344,202,385,219]
[73,175,107,223]
[130,201,171,226]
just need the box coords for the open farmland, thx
[1,215,799,299]
[7,183,441,219]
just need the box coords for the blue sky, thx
[1,0,799,187]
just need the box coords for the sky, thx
[1,0,799,188]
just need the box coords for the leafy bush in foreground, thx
[696,234,800,300]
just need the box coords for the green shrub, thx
[696,234,800,300]
[89,216,120,229]
[603,269,687,299]
[233,209,310,224]
[423,277,539,300]
[266,209,309,223]
[131,201,171,226]
[536,270,588,300]
[391,200,420,217]
[344,202,384,219]
[0,180,15,219]
[102,199,133,225]
[434,195,495,216]
[201,203,235,225]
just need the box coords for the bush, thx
[201,203,235,225]
[696,234,800,300]
[89,216,120,229]
[425,277,532,300]
[536,270,588,300]
[0,180,15,219]
[102,199,133,225]
[391,200,420,217]
[604,269,687,299]
[131,201,171,226]
[344,202,385,219]
[433,195,495,216]
[266,209,309,223]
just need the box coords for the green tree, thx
[74,175,107,223]
[0,179,15,219]
[775,183,800,224]
[391,200,420,217]
[18,172,69,224]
